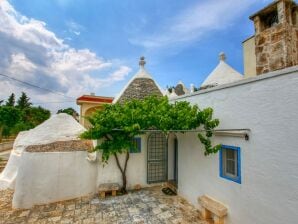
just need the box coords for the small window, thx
[261,10,279,30]
[130,137,141,153]
[219,145,241,184]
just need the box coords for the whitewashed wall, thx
[174,66,298,224]
[96,134,152,189]
[12,134,158,209]
[13,151,98,209]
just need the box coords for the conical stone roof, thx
[113,57,163,103]
[201,52,243,88]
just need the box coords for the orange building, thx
[76,94,113,128]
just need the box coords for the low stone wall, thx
[25,140,93,152]
[0,142,13,152]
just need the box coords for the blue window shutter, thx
[219,145,241,184]
[130,137,141,153]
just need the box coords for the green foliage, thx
[16,106,51,131]
[0,106,20,129]
[81,96,221,162]
[57,107,78,117]
[5,93,15,107]
[0,93,50,137]
[17,92,32,109]
[0,106,21,140]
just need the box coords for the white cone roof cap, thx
[169,88,178,99]
[201,52,243,87]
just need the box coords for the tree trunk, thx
[114,151,130,193]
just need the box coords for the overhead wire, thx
[0,73,76,100]
[32,100,75,105]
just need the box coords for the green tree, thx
[17,92,32,109]
[5,93,15,107]
[57,107,78,118]
[81,96,221,192]
[24,106,51,127]
[0,106,20,141]
[12,106,51,134]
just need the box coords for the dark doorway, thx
[147,132,167,184]
[173,138,178,187]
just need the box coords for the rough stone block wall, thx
[253,0,298,75]
[25,140,93,152]
[117,78,162,104]
[255,24,298,75]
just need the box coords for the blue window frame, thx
[130,137,141,153]
[219,145,241,184]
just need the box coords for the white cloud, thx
[66,21,84,36]
[0,0,131,112]
[108,66,132,82]
[129,0,265,49]
[7,53,36,80]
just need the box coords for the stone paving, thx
[0,187,208,224]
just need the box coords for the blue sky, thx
[0,0,272,112]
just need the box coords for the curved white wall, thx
[175,66,298,224]
[96,135,149,189]
[13,151,98,209]
[11,134,156,209]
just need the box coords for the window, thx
[260,9,279,30]
[219,145,241,184]
[130,137,141,153]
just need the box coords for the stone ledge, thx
[198,195,228,218]
[25,140,93,152]
[98,183,120,192]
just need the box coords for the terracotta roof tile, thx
[76,95,113,104]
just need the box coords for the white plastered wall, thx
[96,135,151,189]
[12,134,155,209]
[174,66,298,224]
[13,151,98,209]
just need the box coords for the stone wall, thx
[117,78,162,103]
[25,140,93,152]
[255,24,298,74]
[253,0,298,75]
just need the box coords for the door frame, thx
[173,137,178,187]
[147,132,168,184]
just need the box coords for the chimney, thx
[249,0,298,75]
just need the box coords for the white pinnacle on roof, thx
[168,88,178,99]
[133,56,153,79]
[113,56,163,103]
[201,52,243,88]
[164,89,171,97]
